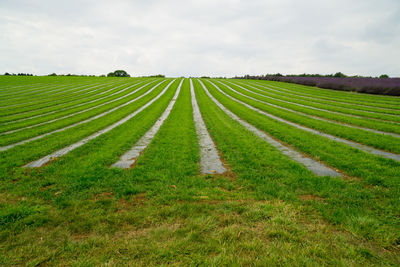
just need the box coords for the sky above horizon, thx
[1,0,399,77]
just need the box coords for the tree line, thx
[4,72,34,76]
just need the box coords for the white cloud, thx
[0,0,399,77]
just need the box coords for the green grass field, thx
[0,76,399,266]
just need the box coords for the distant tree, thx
[379,74,389,78]
[4,72,10,75]
[333,72,347,78]
[114,70,130,77]
[107,70,130,77]
[48,73,57,76]
[99,74,106,77]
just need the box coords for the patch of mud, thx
[190,79,226,174]
[111,79,183,169]
[201,80,341,177]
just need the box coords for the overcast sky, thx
[1,0,399,77]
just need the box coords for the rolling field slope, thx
[0,76,399,265]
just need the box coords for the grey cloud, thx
[0,0,399,77]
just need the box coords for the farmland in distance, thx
[0,75,399,266]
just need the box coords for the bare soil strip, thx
[251,80,400,105]
[0,80,167,152]
[0,80,98,97]
[1,81,135,122]
[226,81,399,123]
[0,82,50,92]
[244,81,400,111]
[112,79,183,169]
[220,81,400,138]
[1,80,154,135]
[191,79,227,174]
[0,81,110,108]
[3,80,98,100]
[0,81,121,117]
[24,80,176,168]
[0,82,93,101]
[199,79,341,177]
[208,80,400,162]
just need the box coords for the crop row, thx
[226,80,400,122]
[1,77,399,249]
[0,80,155,134]
[0,79,169,150]
[248,79,400,105]
[213,81,400,155]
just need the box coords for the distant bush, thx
[107,70,130,77]
[4,72,33,76]
[333,72,347,78]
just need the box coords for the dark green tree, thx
[333,72,347,78]
[379,74,389,78]
[107,70,130,77]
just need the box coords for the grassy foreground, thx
[0,77,399,266]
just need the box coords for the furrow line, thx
[0,82,75,98]
[0,80,155,135]
[0,80,98,102]
[244,81,400,111]
[199,80,341,177]
[0,80,167,152]
[112,79,183,169]
[0,80,124,119]
[207,80,400,162]
[1,80,148,125]
[0,84,55,98]
[0,82,47,91]
[191,79,226,174]
[252,80,400,106]
[25,79,176,168]
[221,81,400,138]
[0,81,104,107]
[0,79,88,94]
[0,80,121,109]
[228,81,400,125]
[242,81,400,118]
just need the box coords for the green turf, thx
[240,80,400,110]
[227,80,400,134]
[0,76,399,266]
[212,81,400,153]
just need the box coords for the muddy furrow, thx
[199,80,341,177]
[208,80,400,162]
[25,80,176,168]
